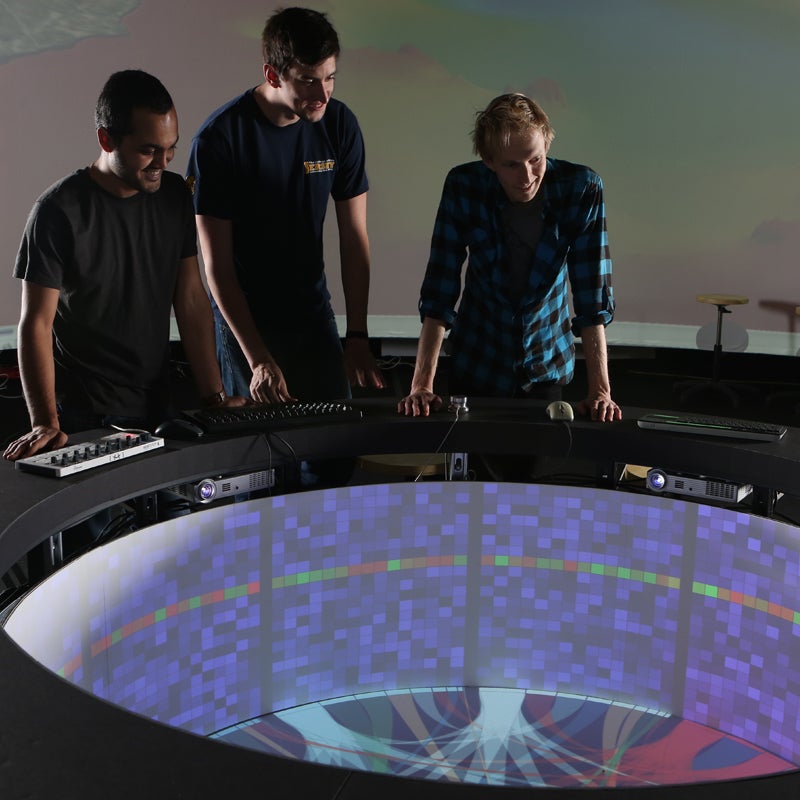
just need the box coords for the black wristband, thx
[345,330,369,339]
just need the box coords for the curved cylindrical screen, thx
[5,482,800,779]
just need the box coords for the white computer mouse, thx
[546,400,574,422]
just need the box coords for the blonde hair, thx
[472,93,555,160]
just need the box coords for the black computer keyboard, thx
[637,412,787,442]
[184,401,363,434]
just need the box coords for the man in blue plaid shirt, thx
[398,93,621,423]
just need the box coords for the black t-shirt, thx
[502,193,545,307]
[14,169,197,419]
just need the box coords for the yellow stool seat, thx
[696,294,748,307]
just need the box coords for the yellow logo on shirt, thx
[304,159,335,175]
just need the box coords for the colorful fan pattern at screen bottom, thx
[211,687,796,788]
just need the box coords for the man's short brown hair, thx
[262,6,340,76]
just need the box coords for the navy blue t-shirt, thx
[187,92,368,325]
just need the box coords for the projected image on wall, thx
[2,0,800,340]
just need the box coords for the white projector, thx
[171,469,275,504]
[645,468,752,504]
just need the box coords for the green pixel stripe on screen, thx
[272,555,468,589]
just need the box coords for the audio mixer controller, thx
[15,431,164,477]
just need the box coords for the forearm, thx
[337,193,371,332]
[3,319,67,460]
[18,318,59,428]
[340,255,370,333]
[206,273,275,368]
[580,324,612,398]
[173,289,224,399]
[410,317,447,392]
[197,215,275,370]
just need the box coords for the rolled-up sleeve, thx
[568,176,615,335]
[418,170,469,327]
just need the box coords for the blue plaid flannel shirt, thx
[419,158,614,395]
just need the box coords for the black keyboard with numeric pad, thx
[637,412,787,442]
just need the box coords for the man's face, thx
[269,56,337,123]
[105,107,178,196]
[483,128,549,204]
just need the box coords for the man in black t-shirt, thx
[3,70,245,463]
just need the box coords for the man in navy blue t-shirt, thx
[188,7,384,407]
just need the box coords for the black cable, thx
[269,431,298,464]
[413,404,464,482]
[258,432,275,496]
[556,418,574,458]
[0,375,23,399]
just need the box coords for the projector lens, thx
[646,469,667,492]
[197,480,216,502]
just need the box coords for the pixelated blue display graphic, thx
[4,482,800,768]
